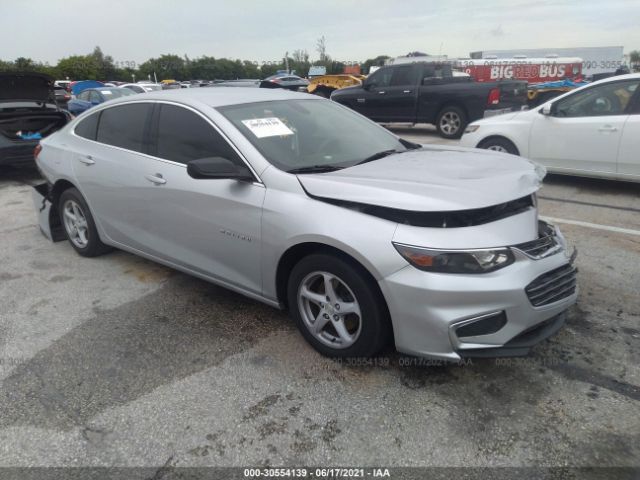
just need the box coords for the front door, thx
[131,103,265,294]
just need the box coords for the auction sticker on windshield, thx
[241,117,294,138]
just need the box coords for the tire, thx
[313,87,332,98]
[436,106,467,139]
[58,187,112,257]
[478,137,519,155]
[287,253,392,358]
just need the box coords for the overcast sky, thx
[1,0,638,65]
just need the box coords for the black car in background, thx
[331,62,528,138]
[0,72,72,165]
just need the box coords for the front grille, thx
[514,221,561,259]
[526,264,577,307]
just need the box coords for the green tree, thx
[139,54,186,81]
[361,55,390,74]
[57,55,100,79]
[14,57,35,71]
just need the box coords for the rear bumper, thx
[0,141,38,165]
[32,183,65,242]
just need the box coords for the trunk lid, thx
[0,72,56,103]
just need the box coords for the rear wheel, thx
[478,137,519,155]
[436,106,467,139]
[287,254,391,357]
[59,188,112,257]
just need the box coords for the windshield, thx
[218,99,407,172]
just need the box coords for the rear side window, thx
[96,103,151,152]
[154,104,240,165]
[74,112,99,140]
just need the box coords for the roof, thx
[102,86,319,109]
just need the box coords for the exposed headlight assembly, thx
[464,125,480,133]
[393,243,515,274]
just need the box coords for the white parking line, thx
[541,216,640,237]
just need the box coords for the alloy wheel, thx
[440,111,461,135]
[297,271,362,349]
[62,199,89,248]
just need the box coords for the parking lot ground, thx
[0,135,639,472]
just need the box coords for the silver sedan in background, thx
[34,88,578,360]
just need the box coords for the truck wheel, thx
[287,253,392,358]
[478,137,519,155]
[436,106,467,139]
[312,87,333,98]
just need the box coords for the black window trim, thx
[70,99,263,185]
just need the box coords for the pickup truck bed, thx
[331,62,528,139]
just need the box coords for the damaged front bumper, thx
[32,182,65,242]
[380,221,578,361]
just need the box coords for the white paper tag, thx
[101,90,112,94]
[241,117,294,138]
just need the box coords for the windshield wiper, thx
[355,149,404,166]
[287,165,344,174]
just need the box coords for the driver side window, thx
[555,80,639,118]
[367,68,393,89]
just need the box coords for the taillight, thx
[271,78,281,83]
[34,144,42,160]
[487,88,500,106]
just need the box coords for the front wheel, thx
[287,254,392,358]
[436,106,467,139]
[59,187,112,257]
[478,137,519,155]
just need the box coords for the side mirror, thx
[187,157,253,181]
[540,103,553,116]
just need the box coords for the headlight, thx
[464,124,480,133]
[393,243,515,274]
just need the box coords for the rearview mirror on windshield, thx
[186,157,253,181]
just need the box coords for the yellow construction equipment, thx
[307,74,366,97]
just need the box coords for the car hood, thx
[297,146,545,212]
[0,71,55,102]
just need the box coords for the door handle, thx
[598,125,618,132]
[403,90,412,94]
[78,155,95,165]
[144,173,166,185]
[378,91,386,95]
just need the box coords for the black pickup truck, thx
[330,63,528,139]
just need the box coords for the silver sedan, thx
[34,87,578,360]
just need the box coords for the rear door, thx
[529,79,639,173]
[71,102,155,246]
